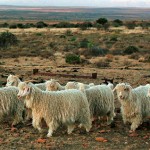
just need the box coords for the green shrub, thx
[94,23,103,30]
[9,24,17,29]
[90,46,109,56]
[124,46,139,54]
[65,53,81,64]
[79,22,93,30]
[80,38,90,48]
[0,23,9,28]
[17,23,24,28]
[113,19,123,27]
[70,36,76,41]
[36,21,48,28]
[0,31,18,48]
[125,22,136,29]
[55,22,75,28]
[83,46,109,57]
[103,23,110,31]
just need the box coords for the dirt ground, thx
[0,55,150,149]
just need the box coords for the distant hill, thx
[0,5,150,21]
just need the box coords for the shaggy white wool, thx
[0,86,24,125]
[79,84,115,125]
[114,83,150,131]
[17,82,91,137]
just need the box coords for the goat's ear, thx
[8,74,12,77]
[128,85,132,91]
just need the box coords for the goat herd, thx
[0,74,150,137]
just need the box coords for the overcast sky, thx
[0,0,150,7]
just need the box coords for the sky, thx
[0,0,150,7]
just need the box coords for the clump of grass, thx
[122,59,132,66]
[95,59,110,68]
[82,46,109,57]
[65,29,73,36]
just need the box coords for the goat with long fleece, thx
[45,79,65,91]
[0,86,24,126]
[79,83,115,125]
[6,74,46,90]
[17,81,92,137]
[113,83,150,131]
[65,81,94,90]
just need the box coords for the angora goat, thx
[0,86,24,126]
[113,83,150,131]
[17,81,92,137]
[79,83,115,125]
[65,81,94,90]
[6,74,46,90]
[45,79,65,91]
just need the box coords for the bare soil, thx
[0,56,150,149]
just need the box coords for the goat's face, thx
[46,80,58,91]
[6,74,18,87]
[113,83,132,100]
[17,82,31,99]
[65,82,76,89]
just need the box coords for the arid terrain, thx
[0,25,150,149]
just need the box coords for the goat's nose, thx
[17,95,21,99]
[120,95,124,99]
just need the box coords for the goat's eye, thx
[124,88,128,91]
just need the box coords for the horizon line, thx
[0,4,150,9]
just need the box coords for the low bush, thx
[0,31,18,48]
[124,46,139,54]
[65,53,81,64]
[9,24,17,29]
[80,38,90,48]
[36,21,48,28]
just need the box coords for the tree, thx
[96,18,108,25]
